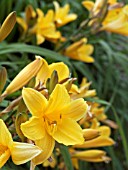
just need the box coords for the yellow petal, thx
[0,11,16,42]
[97,126,111,136]
[3,58,43,95]
[74,136,115,148]
[32,132,55,165]
[36,58,50,86]
[46,84,70,115]
[82,1,94,11]
[52,118,84,145]
[49,62,70,82]
[11,142,42,165]
[0,119,13,147]
[16,17,27,32]
[0,148,10,168]
[21,116,45,140]
[36,34,45,45]
[62,99,88,121]
[22,88,47,117]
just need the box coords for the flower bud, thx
[2,57,43,96]
[0,67,7,94]
[15,112,28,142]
[83,129,100,141]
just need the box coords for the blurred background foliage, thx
[0,0,128,170]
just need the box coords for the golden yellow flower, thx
[21,84,88,165]
[0,119,41,168]
[29,9,61,44]
[0,11,16,42]
[53,1,77,27]
[64,38,94,63]
[70,77,96,99]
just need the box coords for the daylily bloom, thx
[64,38,94,63]
[53,1,77,27]
[29,9,61,44]
[0,11,16,42]
[0,119,41,168]
[21,84,88,165]
[70,77,96,99]
[101,5,128,36]
[2,56,43,97]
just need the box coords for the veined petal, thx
[46,84,70,114]
[21,116,45,141]
[22,88,47,117]
[32,132,55,165]
[49,62,70,82]
[0,149,10,168]
[11,142,42,165]
[62,99,88,121]
[52,118,84,145]
[0,119,13,147]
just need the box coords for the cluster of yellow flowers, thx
[0,56,117,169]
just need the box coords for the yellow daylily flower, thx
[17,5,36,33]
[2,56,43,97]
[0,119,41,168]
[70,77,96,99]
[21,84,88,165]
[64,38,94,63]
[53,1,77,27]
[101,5,128,36]
[0,11,16,42]
[29,9,61,44]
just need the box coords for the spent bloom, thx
[21,84,88,165]
[53,1,77,27]
[0,119,41,168]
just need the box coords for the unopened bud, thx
[2,57,43,96]
[0,67,7,94]
[64,78,77,92]
[0,11,16,42]
[46,70,59,95]
[15,112,28,142]
[83,129,100,141]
